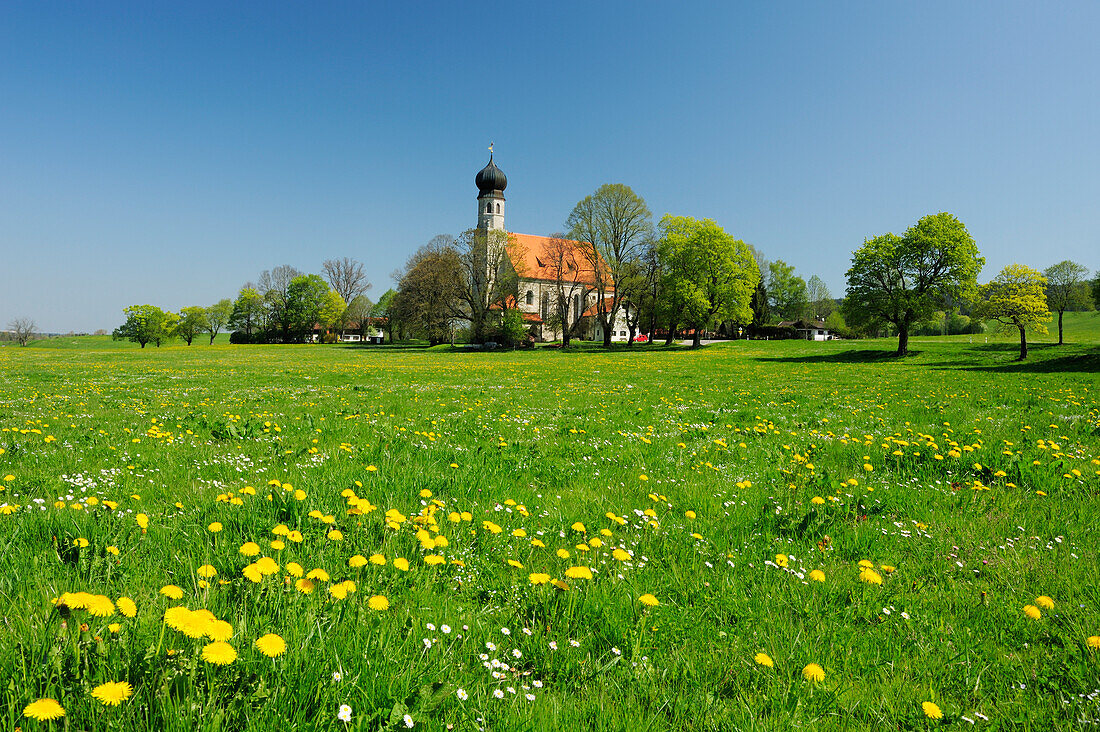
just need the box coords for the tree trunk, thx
[1018,325,1028,360]
[664,315,676,346]
[896,324,910,356]
[602,316,612,348]
[692,328,702,348]
[140,341,146,348]
[1058,310,1064,345]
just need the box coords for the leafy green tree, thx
[973,264,1051,360]
[394,239,464,346]
[844,213,984,356]
[374,288,398,343]
[113,305,174,348]
[230,287,264,339]
[567,184,653,347]
[749,278,770,326]
[203,299,233,345]
[283,275,331,342]
[176,306,206,346]
[318,290,347,339]
[344,294,373,337]
[766,261,808,321]
[657,215,759,348]
[824,310,848,338]
[1043,260,1091,344]
[1094,271,1100,309]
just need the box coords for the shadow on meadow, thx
[924,343,1100,374]
[753,348,919,365]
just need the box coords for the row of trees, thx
[842,212,1095,359]
[113,258,379,347]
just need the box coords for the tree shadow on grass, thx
[755,349,917,365]
[925,344,1100,374]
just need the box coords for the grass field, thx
[1,330,1098,730]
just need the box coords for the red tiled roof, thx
[505,233,612,287]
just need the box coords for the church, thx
[473,151,632,343]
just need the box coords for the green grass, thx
[0,337,1098,730]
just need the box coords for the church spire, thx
[475,146,506,231]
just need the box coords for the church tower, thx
[475,147,507,231]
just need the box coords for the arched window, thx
[496,203,501,213]
[573,294,581,317]
[486,203,492,213]
[541,293,549,321]
[525,290,534,306]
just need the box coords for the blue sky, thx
[1,1,1096,333]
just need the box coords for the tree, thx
[616,239,661,346]
[176,306,207,346]
[374,288,398,343]
[767,260,808,321]
[657,215,759,348]
[319,290,347,338]
[203,299,233,345]
[230,286,264,339]
[749,279,769,327]
[844,213,984,357]
[542,233,596,346]
[344,294,373,337]
[7,317,36,346]
[322,257,371,305]
[453,229,521,343]
[806,275,834,320]
[284,275,331,342]
[394,238,464,345]
[258,265,303,341]
[566,184,653,347]
[1043,260,1091,345]
[113,305,174,348]
[973,264,1051,360]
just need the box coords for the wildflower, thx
[23,698,66,721]
[775,554,789,568]
[208,522,223,533]
[403,713,414,727]
[201,641,237,665]
[922,701,943,719]
[754,652,773,668]
[811,496,825,505]
[1035,596,1054,609]
[638,593,659,607]
[295,579,315,594]
[160,585,184,600]
[255,633,287,658]
[394,558,410,571]
[1022,605,1041,620]
[338,704,352,722]
[571,522,586,533]
[612,548,631,561]
[240,542,261,556]
[86,595,116,617]
[802,663,825,682]
[859,569,883,585]
[286,562,304,577]
[197,565,217,578]
[368,595,390,611]
[306,568,330,582]
[333,671,342,681]
[369,553,386,565]
[424,554,446,566]
[564,566,592,580]
[809,569,826,583]
[136,513,149,529]
[1087,636,1100,649]
[348,555,368,568]
[528,573,550,585]
[493,689,505,699]
[91,681,133,707]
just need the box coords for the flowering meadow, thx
[1,336,1098,730]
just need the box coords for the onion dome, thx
[475,155,507,195]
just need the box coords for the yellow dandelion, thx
[369,553,386,565]
[753,652,773,668]
[638,593,659,607]
[1087,636,1100,649]
[528,573,550,585]
[1023,604,1041,620]
[809,569,826,583]
[206,619,233,642]
[86,595,116,617]
[208,522,223,533]
[775,554,789,568]
[295,579,315,594]
[368,595,390,611]
[196,564,217,578]
[255,633,286,657]
[1035,596,1054,610]
[424,554,446,566]
[91,681,133,707]
[239,542,261,557]
[394,558,410,571]
[564,566,592,580]
[285,562,303,577]
[922,701,942,719]
[201,641,237,665]
[802,663,825,682]
[23,698,66,721]
[612,548,631,561]
[859,568,883,585]
[160,585,184,600]
[348,555,368,568]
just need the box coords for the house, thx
[473,151,630,342]
[777,319,832,341]
[312,317,387,344]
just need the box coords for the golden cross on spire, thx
[488,141,494,156]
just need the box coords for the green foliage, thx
[229,287,264,339]
[203,299,233,345]
[974,264,1052,359]
[285,275,332,342]
[844,212,984,356]
[175,306,207,346]
[657,215,759,346]
[767,260,808,321]
[112,304,176,348]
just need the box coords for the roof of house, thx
[582,296,617,318]
[505,233,611,287]
[777,319,828,330]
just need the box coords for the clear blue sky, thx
[1,1,1096,333]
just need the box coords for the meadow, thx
[1,320,1098,730]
